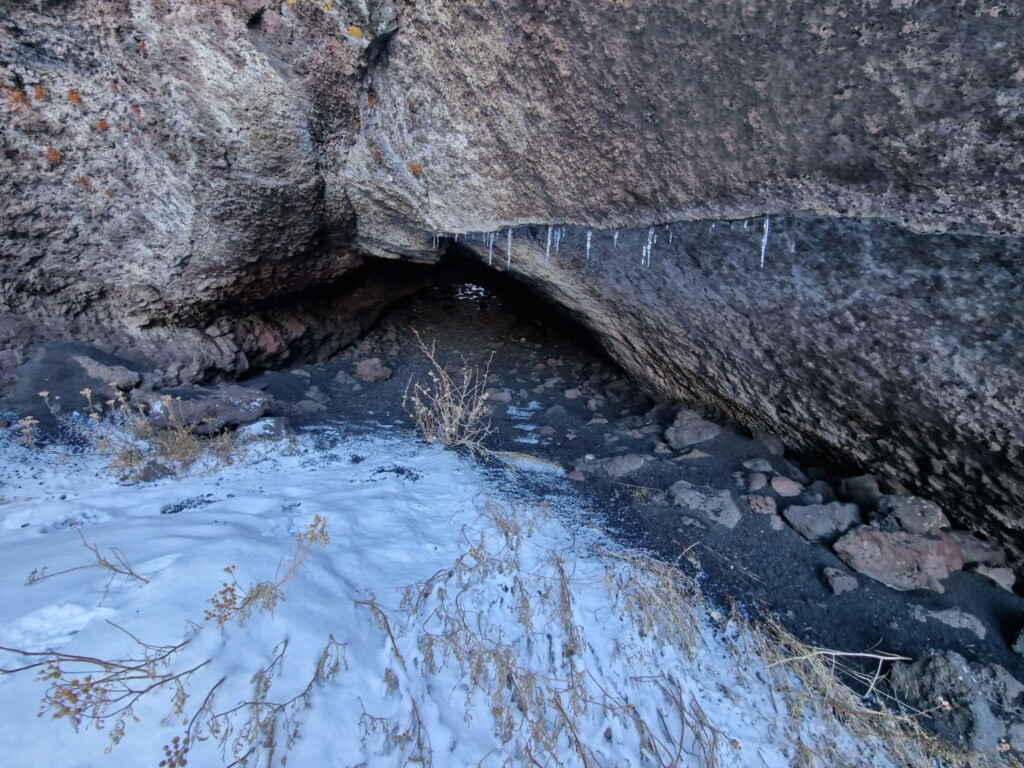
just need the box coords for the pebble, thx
[563,388,581,399]
[742,495,777,516]
[742,458,774,474]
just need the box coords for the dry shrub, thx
[81,388,234,481]
[741,613,966,767]
[403,331,494,454]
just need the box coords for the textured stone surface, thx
[1,1,1023,565]
[874,495,951,534]
[669,480,741,529]
[833,526,964,593]
[891,651,1024,752]
[783,501,861,542]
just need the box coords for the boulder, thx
[832,526,963,593]
[669,480,741,529]
[873,494,950,534]
[782,502,860,542]
[134,385,272,435]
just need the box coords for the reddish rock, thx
[833,526,963,593]
[770,476,803,498]
[355,358,392,382]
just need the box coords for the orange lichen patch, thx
[2,85,28,109]
[368,144,383,164]
[408,160,424,177]
[77,176,92,190]
[136,40,146,53]
[367,91,378,108]
[33,85,48,101]
[347,25,364,38]
[110,81,119,92]
[45,147,61,165]
[68,89,82,105]
[130,103,141,115]
[95,119,109,132]
[407,97,416,112]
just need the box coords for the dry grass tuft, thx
[403,331,494,454]
[81,388,236,481]
[741,613,967,767]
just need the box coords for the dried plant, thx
[1,518,338,767]
[740,613,966,767]
[205,515,330,629]
[403,331,494,454]
[26,525,148,603]
[80,388,234,481]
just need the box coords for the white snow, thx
[0,421,903,767]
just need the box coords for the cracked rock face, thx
[2,1,1023,563]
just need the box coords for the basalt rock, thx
[1,1,1022,566]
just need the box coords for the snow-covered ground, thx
[0,418,908,767]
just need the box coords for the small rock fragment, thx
[822,567,858,595]
[742,495,777,516]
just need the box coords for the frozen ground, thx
[0,418,918,767]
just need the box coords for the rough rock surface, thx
[782,501,860,542]
[668,480,741,529]
[890,651,1024,753]
[1,1,1023,565]
[873,494,950,534]
[833,526,964,593]
[664,409,720,450]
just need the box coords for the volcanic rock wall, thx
[1,1,1022,560]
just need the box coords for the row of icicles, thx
[431,218,773,270]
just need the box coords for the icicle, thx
[432,232,438,249]
[667,229,674,244]
[585,230,592,260]
[506,228,513,269]
[760,216,771,269]
[613,231,619,248]
[554,226,562,255]
[642,227,654,267]
[545,225,553,264]
[743,219,749,231]
[488,231,495,265]
[454,233,460,242]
